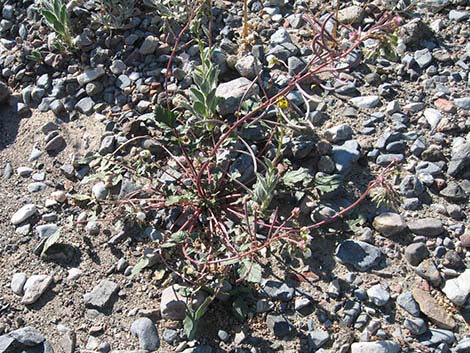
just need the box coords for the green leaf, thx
[41,10,59,26]
[129,251,160,278]
[183,294,213,340]
[314,174,343,193]
[189,87,205,104]
[345,213,367,233]
[154,104,177,129]
[238,260,262,283]
[41,228,61,257]
[282,167,312,187]
[193,101,206,117]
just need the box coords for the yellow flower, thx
[277,97,289,110]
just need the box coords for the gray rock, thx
[162,329,178,344]
[29,147,43,161]
[449,10,469,21]
[266,315,293,337]
[22,275,53,305]
[45,135,66,152]
[261,280,294,301]
[335,240,382,271]
[92,182,108,200]
[11,204,37,225]
[130,317,159,351]
[440,181,467,202]
[217,330,229,342]
[235,55,261,80]
[11,272,27,295]
[3,162,13,179]
[308,329,329,349]
[373,212,407,237]
[404,243,429,266]
[415,161,442,176]
[397,292,420,316]
[455,337,470,353]
[77,67,105,86]
[350,341,401,353]
[60,330,76,353]
[288,56,306,76]
[448,142,470,177]
[399,175,424,197]
[367,284,390,306]
[9,326,45,346]
[331,140,361,174]
[454,97,470,110]
[419,328,455,346]
[442,269,470,306]
[99,135,116,155]
[17,166,33,177]
[83,280,119,310]
[416,258,442,287]
[337,5,364,24]
[215,78,259,116]
[75,97,95,115]
[116,75,131,90]
[270,28,292,45]
[423,108,442,130]
[376,154,404,167]
[139,36,159,55]
[256,299,274,313]
[414,49,433,69]
[27,182,47,193]
[404,318,427,336]
[110,60,126,75]
[407,218,443,237]
[36,224,58,238]
[350,95,380,109]
[324,124,353,143]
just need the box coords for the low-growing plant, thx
[75,11,402,337]
[93,0,136,30]
[40,0,73,48]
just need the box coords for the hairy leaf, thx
[314,174,343,193]
[282,167,312,187]
[238,260,262,283]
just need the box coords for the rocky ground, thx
[1,0,470,352]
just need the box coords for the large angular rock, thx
[412,288,456,329]
[442,269,470,306]
[215,78,259,116]
[335,240,382,271]
[83,280,119,311]
[373,212,407,237]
